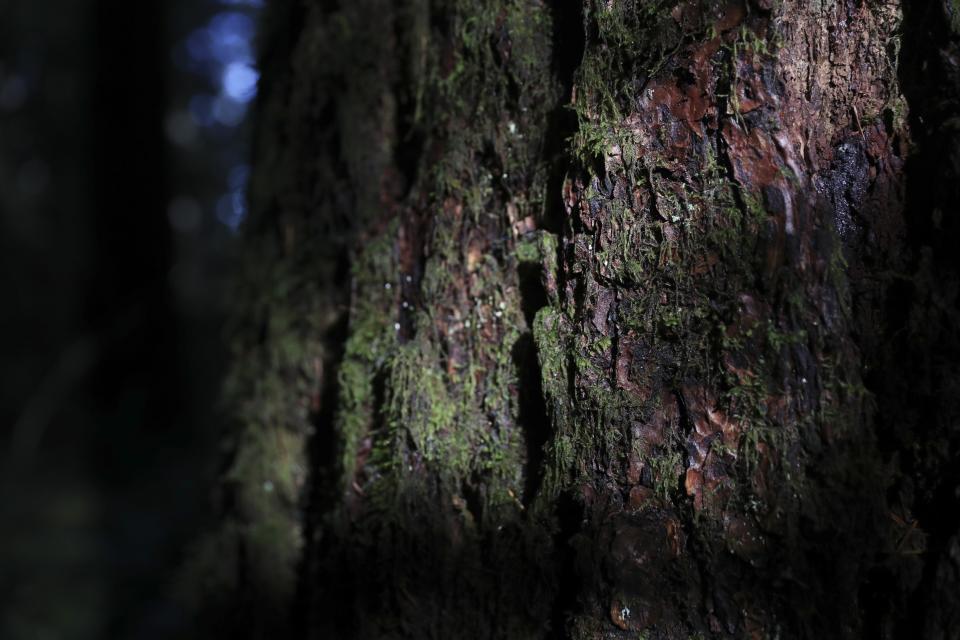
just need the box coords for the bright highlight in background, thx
[169,3,261,232]
[222,62,258,103]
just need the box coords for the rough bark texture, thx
[187,1,960,638]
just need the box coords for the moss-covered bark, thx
[189,1,960,638]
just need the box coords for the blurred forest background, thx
[0,1,262,637]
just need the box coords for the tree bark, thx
[187,1,960,638]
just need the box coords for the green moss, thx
[571,1,688,163]
[648,447,684,501]
[337,0,565,522]
[355,299,532,519]
[385,341,464,473]
[516,239,540,264]
[334,225,401,494]
[183,229,335,618]
[533,307,574,492]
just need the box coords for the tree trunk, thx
[187,1,960,638]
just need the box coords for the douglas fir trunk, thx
[187,1,960,638]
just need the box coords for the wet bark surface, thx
[188,1,960,638]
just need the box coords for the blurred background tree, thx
[0,1,261,637]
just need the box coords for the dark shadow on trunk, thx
[881,1,960,635]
